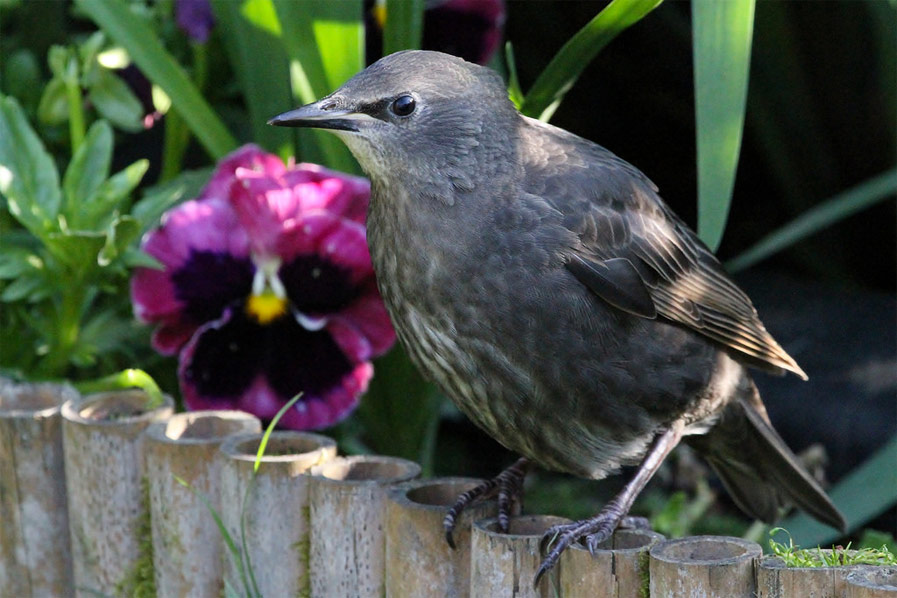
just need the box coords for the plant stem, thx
[40,282,86,377]
[65,77,86,154]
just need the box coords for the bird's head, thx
[268,50,518,200]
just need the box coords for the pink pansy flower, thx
[132,145,395,429]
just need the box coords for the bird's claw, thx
[534,505,628,585]
[443,458,529,549]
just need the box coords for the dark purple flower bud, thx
[176,0,215,44]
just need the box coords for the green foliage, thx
[769,527,897,567]
[0,95,150,378]
[519,0,664,121]
[692,0,755,250]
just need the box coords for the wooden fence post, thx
[308,455,420,598]
[0,381,78,597]
[61,390,173,597]
[219,431,336,597]
[650,535,761,598]
[560,528,664,597]
[846,567,897,598]
[386,477,499,598]
[144,410,260,597]
[470,514,570,598]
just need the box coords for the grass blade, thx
[76,0,237,159]
[777,435,897,548]
[519,0,664,121]
[253,392,303,473]
[726,169,897,272]
[383,0,425,55]
[692,0,756,250]
[210,0,294,159]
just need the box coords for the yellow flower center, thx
[246,291,288,325]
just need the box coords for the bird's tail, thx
[686,380,846,532]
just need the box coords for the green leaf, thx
[44,230,105,273]
[0,95,62,238]
[726,169,897,272]
[519,0,664,121]
[75,0,238,159]
[63,119,113,226]
[0,273,51,302]
[0,247,42,279]
[504,42,524,110]
[210,0,294,156]
[132,167,213,231]
[778,435,897,548]
[4,49,42,112]
[383,0,424,55]
[89,68,145,132]
[98,215,140,266]
[37,77,70,125]
[84,159,150,228]
[692,0,756,250]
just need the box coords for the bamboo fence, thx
[0,381,894,598]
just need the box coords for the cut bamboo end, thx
[386,477,499,598]
[219,431,337,597]
[650,535,762,598]
[757,553,872,598]
[560,528,664,598]
[61,390,173,597]
[0,381,78,597]
[308,455,421,598]
[470,514,571,598]
[846,567,897,597]
[144,410,261,598]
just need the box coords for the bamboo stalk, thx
[470,514,571,598]
[560,528,664,597]
[385,477,500,598]
[649,535,762,598]
[0,381,78,597]
[61,389,174,597]
[308,455,421,598]
[219,431,337,597]
[144,410,260,598]
[846,567,897,597]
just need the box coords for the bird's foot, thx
[443,457,529,549]
[535,499,629,584]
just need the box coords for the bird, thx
[269,49,846,579]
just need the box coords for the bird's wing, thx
[522,119,806,379]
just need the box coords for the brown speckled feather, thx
[521,117,807,380]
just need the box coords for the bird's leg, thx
[444,457,530,548]
[535,423,684,584]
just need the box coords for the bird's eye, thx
[391,95,416,117]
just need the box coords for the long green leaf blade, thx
[727,170,897,272]
[75,0,237,159]
[210,0,294,158]
[519,0,664,121]
[692,0,756,250]
[383,0,425,55]
[273,0,361,171]
[62,119,112,227]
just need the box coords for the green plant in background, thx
[769,527,897,567]
[0,94,151,379]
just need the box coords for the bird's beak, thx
[267,100,376,132]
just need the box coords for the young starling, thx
[269,50,846,578]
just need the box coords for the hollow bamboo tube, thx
[61,390,173,597]
[0,381,78,597]
[385,477,499,598]
[560,528,664,597]
[219,431,337,597]
[649,535,762,598]
[144,410,260,598]
[308,455,421,598]
[470,514,571,598]
[846,567,897,598]
[757,553,871,598]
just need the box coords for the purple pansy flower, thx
[132,145,395,429]
[176,0,215,44]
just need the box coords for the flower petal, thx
[336,287,397,358]
[199,144,286,202]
